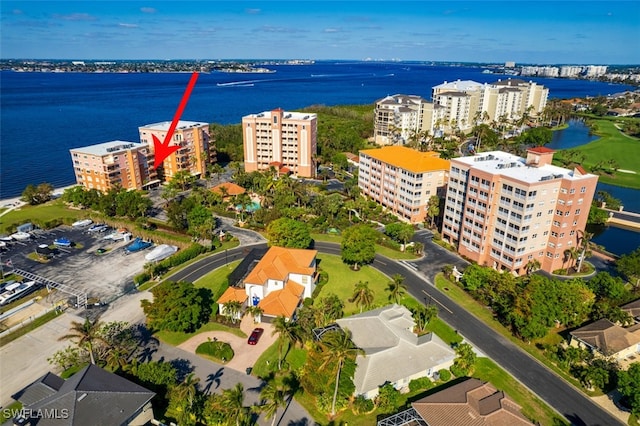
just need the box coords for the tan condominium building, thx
[374,95,446,145]
[431,79,548,132]
[70,140,157,192]
[242,108,317,178]
[374,80,548,145]
[442,148,598,276]
[138,120,215,180]
[358,146,450,223]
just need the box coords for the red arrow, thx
[153,72,200,169]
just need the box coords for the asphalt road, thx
[172,237,622,426]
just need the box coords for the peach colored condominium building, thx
[358,146,450,223]
[242,108,317,178]
[442,148,598,276]
[138,120,215,180]
[70,140,156,192]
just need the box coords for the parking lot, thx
[2,223,150,307]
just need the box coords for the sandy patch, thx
[591,391,630,424]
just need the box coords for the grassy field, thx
[193,260,241,298]
[0,200,87,234]
[311,233,419,260]
[555,119,640,189]
[314,254,405,316]
[155,321,246,346]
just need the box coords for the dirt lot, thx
[2,224,150,306]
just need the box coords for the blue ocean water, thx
[0,61,635,199]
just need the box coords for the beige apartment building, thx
[242,108,317,178]
[358,146,450,223]
[374,80,548,145]
[138,120,214,180]
[70,140,157,192]
[442,148,598,276]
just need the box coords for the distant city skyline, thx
[1,1,639,64]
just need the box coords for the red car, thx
[248,328,264,345]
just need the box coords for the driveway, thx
[177,315,277,373]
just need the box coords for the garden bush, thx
[437,369,451,382]
[352,395,374,414]
[408,376,434,392]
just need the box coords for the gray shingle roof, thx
[15,364,155,426]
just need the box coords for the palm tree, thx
[221,383,250,426]
[271,316,299,370]
[349,281,375,313]
[563,249,573,274]
[223,300,242,324]
[525,259,541,276]
[58,318,105,365]
[258,381,287,426]
[170,373,202,424]
[244,305,264,323]
[576,231,594,273]
[319,329,364,417]
[386,273,407,304]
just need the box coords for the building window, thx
[580,186,586,193]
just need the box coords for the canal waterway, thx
[549,119,640,256]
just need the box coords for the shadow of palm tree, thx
[170,358,195,382]
[203,367,225,394]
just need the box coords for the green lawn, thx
[155,321,246,346]
[194,260,241,297]
[315,254,407,316]
[0,200,87,233]
[312,233,419,260]
[555,119,640,189]
[473,358,567,425]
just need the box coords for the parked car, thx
[247,328,264,345]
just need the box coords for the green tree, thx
[21,182,54,205]
[58,318,105,365]
[221,383,250,426]
[272,316,299,370]
[375,382,402,414]
[170,169,197,191]
[222,300,243,324]
[169,373,202,426]
[520,126,552,146]
[266,217,312,248]
[617,248,640,289]
[341,224,378,270]
[319,329,364,417]
[131,360,178,388]
[411,304,438,333]
[426,195,441,229]
[384,222,415,246]
[258,380,288,426]
[453,343,477,375]
[141,281,213,333]
[349,280,375,313]
[618,362,640,416]
[386,273,407,304]
[318,293,345,325]
[114,189,152,220]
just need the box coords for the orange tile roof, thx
[244,246,317,285]
[258,280,305,318]
[211,182,246,196]
[359,146,450,174]
[216,287,248,304]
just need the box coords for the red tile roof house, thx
[217,246,318,322]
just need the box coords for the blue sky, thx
[1,1,638,64]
